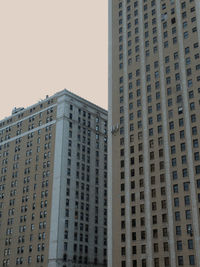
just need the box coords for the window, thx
[171,145,176,154]
[191,114,196,122]
[161,187,166,196]
[185,47,190,54]
[181,143,186,151]
[156,103,161,111]
[132,246,137,255]
[149,117,153,125]
[196,64,200,70]
[172,158,176,166]
[174,198,179,207]
[173,184,178,193]
[158,125,162,134]
[162,228,168,237]
[176,226,181,235]
[188,240,193,249]
[184,31,188,39]
[163,31,168,38]
[172,171,178,180]
[141,231,146,240]
[165,56,169,63]
[179,118,184,127]
[154,258,159,267]
[193,139,198,148]
[188,80,193,88]
[170,133,175,142]
[157,114,161,122]
[186,57,191,65]
[163,243,168,252]
[154,61,158,68]
[187,68,192,76]
[175,211,180,221]
[176,84,181,91]
[149,128,153,136]
[166,77,171,85]
[159,149,163,157]
[169,121,174,130]
[155,81,159,89]
[178,256,183,266]
[158,137,163,146]
[196,165,200,174]
[180,130,184,139]
[184,195,190,205]
[194,152,199,161]
[186,210,191,219]
[183,182,189,191]
[192,124,197,134]
[177,241,182,250]
[189,255,195,265]
[154,243,159,252]
[183,168,188,177]
[175,73,180,81]
[182,155,187,164]
[164,41,168,48]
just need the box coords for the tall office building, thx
[108,0,200,267]
[0,89,107,267]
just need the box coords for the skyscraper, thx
[108,1,200,267]
[0,89,107,267]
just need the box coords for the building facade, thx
[0,89,107,267]
[108,0,200,267]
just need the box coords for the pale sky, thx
[0,0,108,119]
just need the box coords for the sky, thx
[0,0,108,120]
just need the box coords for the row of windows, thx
[0,97,54,128]
[121,238,194,256]
[121,254,195,267]
[1,111,54,139]
[63,254,105,265]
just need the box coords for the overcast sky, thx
[0,0,108,119]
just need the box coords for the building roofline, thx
[56,89,108,115]
[0,88,107,124]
